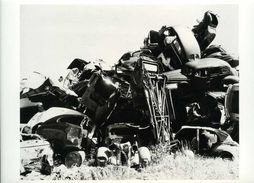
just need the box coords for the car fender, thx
[212,144,238,160]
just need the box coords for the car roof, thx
[184,58,231,70]
[36,107,85,123]
[172,26,201,59]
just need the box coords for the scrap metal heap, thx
[20,11,239,174]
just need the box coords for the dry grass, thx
[21,144,239,180]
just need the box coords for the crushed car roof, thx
[184,58,231,70]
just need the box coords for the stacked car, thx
[20,11,239,175]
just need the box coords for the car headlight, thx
[66,126,82,146]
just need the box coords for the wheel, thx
[64,151,85,168]
[96,147,110,167]
[138,147,151,167]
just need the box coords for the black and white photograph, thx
[4,1,254,182]
[18,4,240,180]
[17,4,242,180]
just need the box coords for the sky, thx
[21,4,238,79]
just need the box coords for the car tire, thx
[64,151,85,168]
[138,147,151,167]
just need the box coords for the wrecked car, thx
[192,11,219,51]
[201,45,239,68]
[20,133,54,175]
[174,126,238,160]
[74,51,175,150]
[20,72,79,111]
[66,58,112,97]
[222,83,239,142]
[162,60,232,131]
[96,123,151,168]
[22,107,92,168]
[181,58,237,91]
[144,25,201,71]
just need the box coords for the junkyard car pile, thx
[20,11,239,175]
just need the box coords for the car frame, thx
[23,107,91,168]
[181,58,235,90]
[174,125,238,160]
[96,123,151,168]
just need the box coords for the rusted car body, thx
[20,72,79,110]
